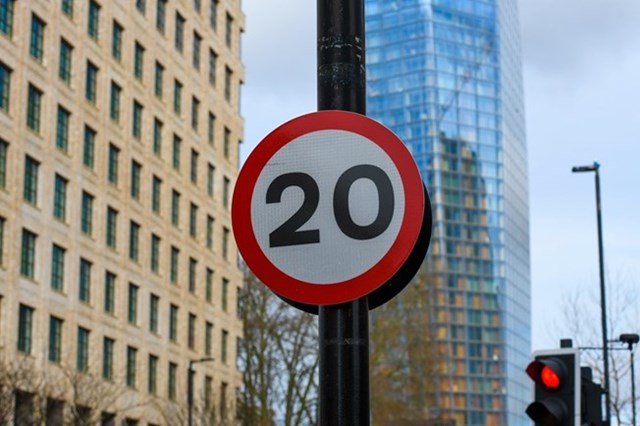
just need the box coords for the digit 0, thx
[333,164,394,240]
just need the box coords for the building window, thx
[204,376,213,411]
[191,97,200,131]
[171,190,180,226]
[205,322,213,356]
[61,0,73,17]
[223,127,231,159]
[222,277,229,312]
[225,13,233,48]
[58,38,73,83]
[190,149,199,184]
[170,246,179,284]
[56,106,70,152]
[0,139,6,189]
[207,112,215,145]
[150,234,160,273]
[30,14,45,62]
[209,0,218,30]
[0,62,10,112]
[88,0,100,40]
[107,143,119,184]
[110,81,121,122]
[26,84,43,132]
[154,61,164,98]
[149,294,159,333]
[169,304,178,342]
[149,294,160,333]
[134,42,145,81]
[224,66,233,103]
[175,12,185,52]
[83,125,96,169]
[153,118,163,155]
[222,176,230,209]
[0,216,4,266]
[128,283,139,325]
[188,313,196,350]
[151,175,162,213]
[222,226,229,261]
[21,229,37,278]
[48,316,63,363]
[0,0,14,37]
[189,203,198,237]
[148,355,158,394]
[172,134,181,170]
[156,0,166,33]
[207,164,215,197]
[18,304,34,354]
[15,391,35,423]
[131,160,141,200]
[206,215,214,249]
[173,79,182,114]
[123,417,138,426]
[193,31,201,69]
[205,268,213,303]
[221,330,228,364]
[48,398,65,420]
[85,61,99,103]
[188,257,197,293]
[135,0,145,14]
[103,337,114,380]
[106,207,118,249]
[208,49,217,87]
[112,20,123,60]
[81,191,94,236]
[53,174,68,221]
[79,258,92,303]
[76,327,90,372]
[128,221,140,261]
[126,346,137,388]
[104,271,116,314]
[23,155,39,205]
[132,100,143,140]
[168,362,177,401]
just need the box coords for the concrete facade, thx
[0,0,244,424]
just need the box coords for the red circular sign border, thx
[232,110,424,305]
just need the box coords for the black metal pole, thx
[188,362,194,426]
[631,346,637,426]
[595,166,611,426]
[317,1,369,425]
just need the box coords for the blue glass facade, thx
[366,0,530,424]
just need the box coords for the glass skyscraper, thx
[366,0,530,424]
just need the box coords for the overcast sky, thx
[239,0,640,350]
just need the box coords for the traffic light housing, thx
[526,349,580,426]
[580,366,604,426]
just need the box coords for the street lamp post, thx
[620,334,639,426]
[572,162,610,425]
[188,357,215,426]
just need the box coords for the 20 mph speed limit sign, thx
[232,111,431,306]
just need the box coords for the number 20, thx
[266,164,395,248]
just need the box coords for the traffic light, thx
[580,366,604,425]
[525,348,580,426]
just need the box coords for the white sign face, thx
[250,129,405,284]
[232,111,425,305]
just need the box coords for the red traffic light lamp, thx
[525,349,580,426]
[527,358,565,390]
